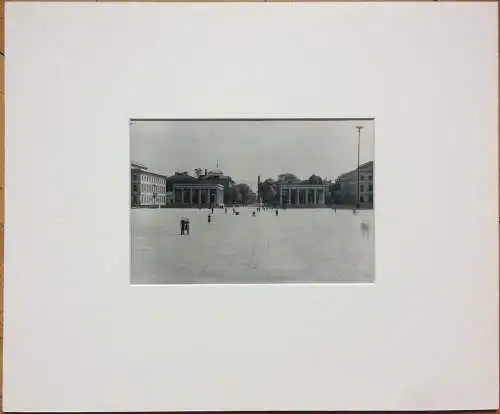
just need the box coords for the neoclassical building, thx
[279,183,329,207]
[172,183,225,208]
[337,161,373,205]
[131,162,168,208]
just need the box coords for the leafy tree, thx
[326,181,341,204]
[259,178,279,205]
[277,173,299,183]
[224,186,241,205]
[194,168,203,178]
[264,186,277,204]
[308,174,323,184]
[234,183,251,205]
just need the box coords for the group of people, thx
[181,205,285,235]
[180,217,190,235]
[251,207,279,217]
[180,205,366,238]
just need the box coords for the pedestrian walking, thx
[275,209,279,216]
[180,218,185,235]
[185,218,190,235]
[208,213,212,224]
[360,221,370,239]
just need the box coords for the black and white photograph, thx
[130,118,374,284]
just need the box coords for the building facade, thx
[279,183,329,207]
[336,161,373,206]
[131,163,168,208]
[172,183,225,208]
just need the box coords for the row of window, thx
[360,184,373,192]
[338,176,373,186]
[135,194,167,204]
[132,184,166,193]
[140,175,166,185]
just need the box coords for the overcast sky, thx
[130,119,374,190]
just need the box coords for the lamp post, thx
[356,126,364,209]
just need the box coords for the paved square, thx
[131,208,374,284]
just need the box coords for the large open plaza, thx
[131,208,374,284]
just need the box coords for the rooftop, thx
[131,161,148,170]
[337,161,374,179]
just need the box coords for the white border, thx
[4,2,499,411]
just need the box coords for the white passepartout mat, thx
[4,2,498,412]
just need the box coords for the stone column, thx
[172,187,176,203]
[314,189,317,204]
[320,189,325,204]
[189,189,193,205]
[296,188,299,206]
[288,188,291,205]
[198,189,201,204]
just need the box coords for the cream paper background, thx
[4,2,499,411]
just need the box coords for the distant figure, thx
[334,207,337,212]
[180,218,185,235]
[252,211,256,217]
[185,218,190,235]
[235,211,240,216]
[360,221,370,239]
[211,207,214,214]
[275,209,279,216]
[225,208,228,214]
[208,214,212,224]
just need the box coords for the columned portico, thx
[279,184,329,207]
[173,183,224,207]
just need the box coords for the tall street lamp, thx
[356,126,364,209]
